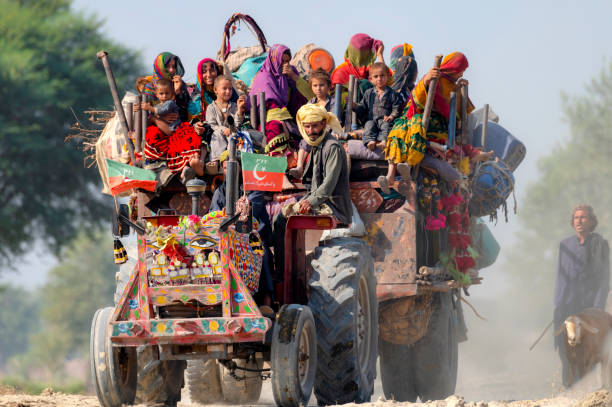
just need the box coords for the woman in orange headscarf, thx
[380,52,475,189]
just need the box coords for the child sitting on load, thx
[290,69,339,179]
[352,62,403,152]
[141,78,181,132]
[207,76,247,165]
[141,78,203,181]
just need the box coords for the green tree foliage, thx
[503,61,612,318]
[0,284,39,366]
[37,230,116,360]
[0,0,142,265]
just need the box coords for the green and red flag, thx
[105,159,157,196]
[241,152,287,192]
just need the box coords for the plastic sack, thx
[232,53,267,87]
[320,202,366,240]
[469,160,514,217]
[291,43,335,78]
[95,92,138,195]
[470,218,500,269]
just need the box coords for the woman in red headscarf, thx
[381,52,475,187]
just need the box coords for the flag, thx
[105,159,157,196]
[241,152,287,192]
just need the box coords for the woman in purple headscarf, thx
[249,44,313,156]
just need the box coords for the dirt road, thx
[2,384,612,407]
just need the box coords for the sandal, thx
[397,163,412,178]
[397,179,412,198]
[377,175,391,195]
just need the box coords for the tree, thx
[0,0,142,267]
[38,230,117,359]
[502,61,612,323]
[0,284,39,366]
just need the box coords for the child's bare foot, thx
[377,175,391,194]
[367,141,376,151]
[180,166,196,184]
[282,174,298,190]
[189,157,204,176]
[397,163,412,178]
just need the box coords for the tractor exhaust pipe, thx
[96,50,137,165]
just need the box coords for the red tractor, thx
[90,139,378,407]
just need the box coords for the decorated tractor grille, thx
[144,211,263,293]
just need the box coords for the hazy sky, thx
[5,0,612,287]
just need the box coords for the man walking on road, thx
[554,204,610,386]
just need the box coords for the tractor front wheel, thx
[90,307,137,407]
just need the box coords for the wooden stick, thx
[333,84,342,120]
[460,83,469,144]
[96,50,137,165]
[141,94,149,154]
[481,103,489,148]
[351,76,358,131]
[249,94,258,131]
[529,320,553,351]
[422,55,443,133]
[134,95,142,153]
[258,92,266,138]
[448,92,457,149]
[345,75,355,131]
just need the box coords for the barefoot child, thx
[141,78,203,179]
[207,76,247,164]
[353,62,402,152]
[290,69,339,178]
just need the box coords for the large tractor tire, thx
[379,339,418,402]
[308,237,378,405]
[186,359,223,404]
[379,292,458,402]
[271,304,317,407]
[412,291,458,401]
[134,346,186,407]
[90,307,137,407]
[220,358,263,404]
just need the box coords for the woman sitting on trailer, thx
[330,33,385,91]
[189,58,239,121]
[142,52,191,123]
[248,44,314,157]
[380,52,475,190]
[389,43,418,104]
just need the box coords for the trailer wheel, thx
[135,346,186,407]
[271,304,317,407]
[90,307,137,407]
[379,339,417,402]
[220,357,263,404]
[186,359,222,404]
[412,292,458,401]
[308,237,378,405]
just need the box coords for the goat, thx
[555,308,612,388]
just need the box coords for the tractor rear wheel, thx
[308,237,378,405]
[90,307,137,407]
[186,359,222,404]
[220,358,263,403]
[134,346,186,407]
[379,339,418,402]
[412,292,459,401]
